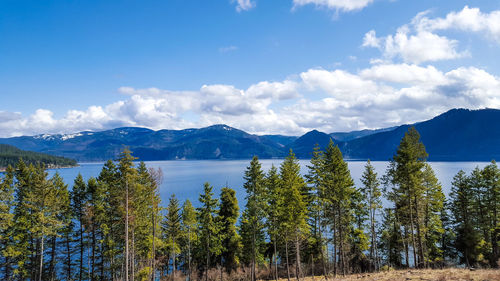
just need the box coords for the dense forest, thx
[0,144,77,169]
[0,127,498,281]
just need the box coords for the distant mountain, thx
[0,144,77,169]
[0,125,287,161]
[0,108,498,161]
[340,108,500,161]
[330,127,397,142]
[286,130,333,158]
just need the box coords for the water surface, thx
[48,160,491,209]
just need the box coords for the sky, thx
[1,0,500,137]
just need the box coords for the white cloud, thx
[362,30,380,48]
[364,25,467,64]
[233,0,255,12]
[293,0,373,12]
[416,6,500,42]
[2,62,499,137]
[364,6,500,64]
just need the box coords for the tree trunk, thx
[295,233,301,281]
[49,236,56,281]
[152,197,157,281]
[274,237,278,281]
[66,230,72,280]
[80,221,84,281]
[125,182,129,281]
[92,225,96,280]
[38,236,44,281]
[285,239,291,281]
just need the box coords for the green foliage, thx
[0,144,76,169]
[218,187,241,272]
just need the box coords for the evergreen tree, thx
[240,156,265,281]
[181,199,197,280]
[450,170,481,266]
[218,187,241,273]
[385,127,430,268]
[263,165,282,280]
[280,150,309,280]
[360,160,381,271]
[305,145,327,278]
[163,194,182,278]
[197,182,221,281]
[322,140,356,275]
[0,165,15,279]
[71,173,89,281]
[117,148,138,281]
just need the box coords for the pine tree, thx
[97,159,121,279]
[305,144,327,278]
[450,170,481,266]
[481,161,500,267]
[197,182,221,281]
[360,160,381,271]
[72,173,89,281]
[164,194,182,278]
[421,164,445,267]
[181,199,197,280]
[280,150,309,280]
[0,165,15,278]
[385,127,430,268]
[117,148,138,281]
[47,172,70,281]
[321,140,356,275]
[263,165,282,280]
[25,164,65,281]
[218,187,241,273]
[240,156,265,281]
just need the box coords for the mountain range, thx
[0,108,498,162]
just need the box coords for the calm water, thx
[47,160,492,209]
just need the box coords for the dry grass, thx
[267,268,500,281]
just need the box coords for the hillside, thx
[0,144,77,169]
[340,108,500,161]
[0,108,498,161]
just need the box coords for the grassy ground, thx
[278,268,500,281]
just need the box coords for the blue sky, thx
[1,0,499,137]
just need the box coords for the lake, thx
[47,160,492,209]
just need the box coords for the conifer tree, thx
[240,156,265,281]
[218,187,241,273]
[117,148,138,281]
[360,160,381,271]
[197,182,221,281]
[164,194,182,278]
[280,150,309,280]
[450,170,481,266]
[181,199,197,280]
[385,127,430,268]
[0,165,15,278]
[263,165,282,280]
[72,173,89,281]
[322,140,356,275]
[305,144,327,278]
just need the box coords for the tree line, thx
[0,144,77,169]
[0,127,498,281]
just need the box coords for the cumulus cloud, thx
[293,0,373,12]
[2,62,499,137]
[364,25,467,64]
[364,6,500,64]
[416,6,500,42]
[233,0,255,12]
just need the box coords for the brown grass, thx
[265,268,500,281]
